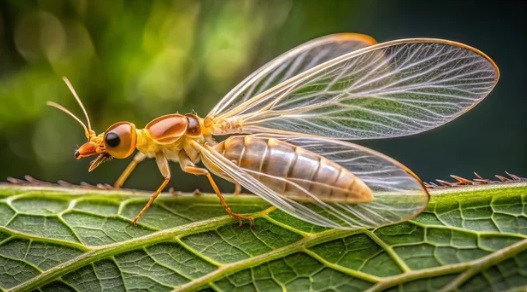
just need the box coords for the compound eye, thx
[103,122,137,159]
[105,132,120,147]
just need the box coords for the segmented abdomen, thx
[213,136,372,203]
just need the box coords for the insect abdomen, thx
[214,136,373,203]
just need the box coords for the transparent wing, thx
[194,136,429,230]
[208,33,376,117]
[208,39,499,140]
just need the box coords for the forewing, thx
[210,39,499,139]
[208,33,376,117]
[194,136,428,230]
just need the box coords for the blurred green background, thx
[0,0,525,193]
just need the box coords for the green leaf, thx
[0,182,526,291]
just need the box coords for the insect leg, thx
[115,152,146,188]
[228,159,242,195]
[234,183,242,196]
[132,153,170,224]
[178,152,254,227]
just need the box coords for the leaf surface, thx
[0,183,526,292]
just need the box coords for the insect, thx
[48,33,499,229]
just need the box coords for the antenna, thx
[46,77,94,139]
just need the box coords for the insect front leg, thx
[115,152,146,188]
[178,151,254,227]
[132,153,170,224]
